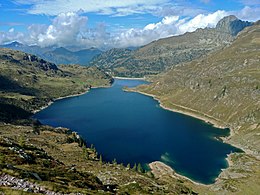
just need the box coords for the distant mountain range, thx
[90,15,253,77]
[0,42,102,66]
[42,47,102,65]
[0,15,253,77]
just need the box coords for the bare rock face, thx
[216,15,252,36]
[22,54,59,71]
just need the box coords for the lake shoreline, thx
[113,76,145,80]
[149,161,209,186]
[32,89,90,114]
[125,88,250,186]
[33,82,115,114]
[126,89,228,129]
[127,89,255,157]
[33,77,141,114]
[32,82,114,114]
[33,78,242,187]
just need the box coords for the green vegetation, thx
[0,17,258,194]
[0,124,196,194]
[0,48,113,122]
[0,48,197,194]
[137,163,144,173]
[133,23,260,194]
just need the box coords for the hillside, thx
[1,123,199,194]
[0,48,198,194]
[0,48,112,122]
[90,16,252,77]
[132,23,260,194]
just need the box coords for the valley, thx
[0,13,259,195]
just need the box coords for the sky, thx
[0,0,259,49]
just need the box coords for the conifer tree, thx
[99,155,103,165]
[132,163,137,171]
[137,163,143,173]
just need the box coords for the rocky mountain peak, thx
[216,15,252,36]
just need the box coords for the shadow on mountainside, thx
[0,75,39,96]
[0,103,31,122]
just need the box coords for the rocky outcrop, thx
[216,15,252,36]
[0,174,64,195]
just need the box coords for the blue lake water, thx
[34,79,241,184]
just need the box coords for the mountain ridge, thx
[0,43,102,66]
[90,15,252,77]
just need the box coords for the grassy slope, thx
[0,48,113,120]
[134,24,260,194]
[0,124,196,194]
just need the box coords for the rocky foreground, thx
[0,174,65,195]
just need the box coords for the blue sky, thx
[0,0,259,49]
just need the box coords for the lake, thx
[34,79,241,184]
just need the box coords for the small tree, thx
[132,163,137,171]
[146,171,154,178]
[99,155,103,165]
[82,145,88,159]
[0,153,5,167]
[112,158,117,165]
[137,163,144,173]
[19,135,25,147]
[32,120,40,135]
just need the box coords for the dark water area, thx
[34,79,241,184]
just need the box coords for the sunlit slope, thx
[137,23,260,154]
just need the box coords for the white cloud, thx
[155,5,206,17]
[233,6,260,21]
[0,11,110,48]
[200,0,211,4]
[14,0,170,16]
[113,10,228,48]
[0,28,24,44]
[178,10,228,33]
[35,12,88,47]
[26,11,113,48]
[239,0,260,6]
[1,6,259,49]
[113,15,180,48]
[14,0,208,18]
[8,28,15,33]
